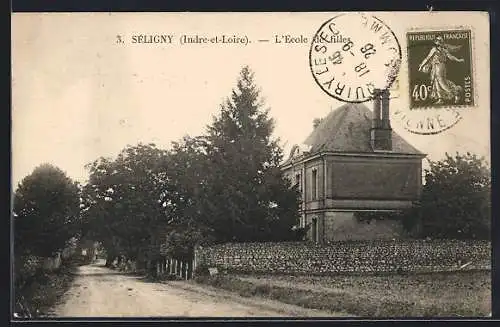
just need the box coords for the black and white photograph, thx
[11,12,491,319]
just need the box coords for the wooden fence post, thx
[191,259,194,279]
[193,248,197,274]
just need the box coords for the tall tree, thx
[204,66,300,242]
[81,143,170,266]
[157,135,219,260]
[13,164,81,258]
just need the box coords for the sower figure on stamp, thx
[418,35,465,104]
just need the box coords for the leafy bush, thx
[408,153,490,239]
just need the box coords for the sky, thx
[11,12,490,187]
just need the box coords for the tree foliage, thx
[408,152,491,239]
[158,136,216,259]
[13,164,81,258]
[81,143,170,265]
[79,66,301,265]
[157,67,302,257]
[203,66,300,242]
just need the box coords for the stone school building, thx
[281,90,426,243]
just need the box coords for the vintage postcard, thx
[11,12,491,319]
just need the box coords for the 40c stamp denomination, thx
[407,29,474,108]
[309,13,402,103]
[396,28,474,135]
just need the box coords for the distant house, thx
[281,90,426,243]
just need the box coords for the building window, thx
[295,173,301,191]
[312,217,318,242]
[312,169,318,200]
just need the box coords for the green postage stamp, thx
[407,29,474,109]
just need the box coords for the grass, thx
[14,260,79,318]
[195,270,491,317]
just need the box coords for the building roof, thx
[282,103,424,166]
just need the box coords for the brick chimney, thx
[371,89,392,151]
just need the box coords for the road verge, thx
[194,271,491,317]
[14,260,79,318]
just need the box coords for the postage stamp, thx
[309,12,402,103]
[407,29,474,109]
[394,28,475,135]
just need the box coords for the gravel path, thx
[51,261,337,317]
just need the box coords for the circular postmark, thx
[309,13,402,103]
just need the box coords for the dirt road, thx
[51,261,338,317]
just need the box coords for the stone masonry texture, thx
[195,240,491,275]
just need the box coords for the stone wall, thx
[195,240,491,275]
